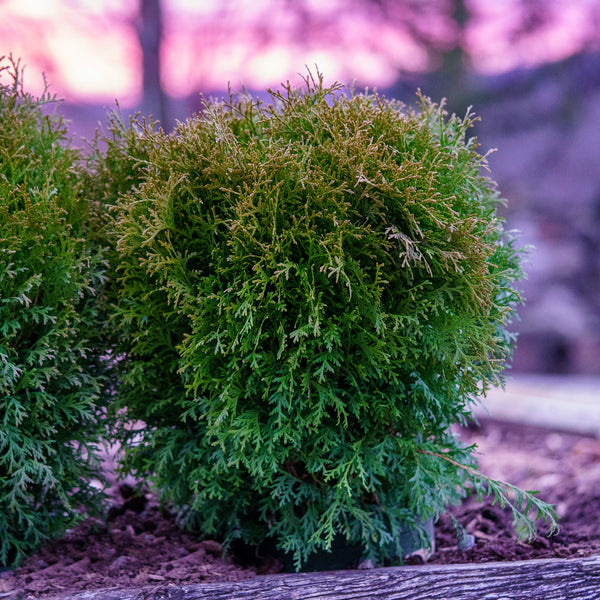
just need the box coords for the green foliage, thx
[83,106,159,368]
[0,56,107,566]
[103,70,556,569]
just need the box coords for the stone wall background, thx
[475,52,600,374]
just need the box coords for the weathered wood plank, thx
[475,375,600,434]
[43,555,600,600]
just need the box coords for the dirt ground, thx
[2,418,600,599]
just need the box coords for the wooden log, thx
[475,375,600,434]
[43,554,600,600]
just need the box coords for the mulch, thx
[2,418,600,599]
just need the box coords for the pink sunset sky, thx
[1,0,599,106]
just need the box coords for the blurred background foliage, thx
[2,0,600,375]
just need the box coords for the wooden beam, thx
[44,555,600,600]
[475,375,600,434]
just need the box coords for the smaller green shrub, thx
[83,106,160,368]
[103,71,557,569]
[0,56,107,567]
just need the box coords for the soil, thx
[2,418,600,599]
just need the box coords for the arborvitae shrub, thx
[0,57,107,566]
[84,107,159,371]
[106,72,557,569]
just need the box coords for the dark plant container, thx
[279,518,436,572]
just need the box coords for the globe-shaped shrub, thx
[108,73,554,568]
[0,58,107,566]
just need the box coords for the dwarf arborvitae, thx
[100,71,557,569]
[0,57,107,566]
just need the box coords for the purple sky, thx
[1,0,599,105]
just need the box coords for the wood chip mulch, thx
[2,418,599,599]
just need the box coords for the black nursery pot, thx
[280,518,436,572]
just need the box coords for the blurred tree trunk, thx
[439,0,470,113]
[138,0,168,127]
